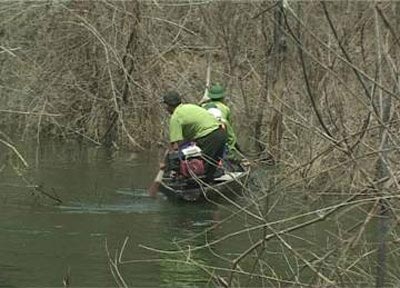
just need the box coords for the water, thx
[0,143,242,287]
[1,143,397,287]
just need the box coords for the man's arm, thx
[160,142,179,170]
[170,142,179,151]
[169,114,184,147]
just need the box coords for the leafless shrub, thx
[2,0,400,286]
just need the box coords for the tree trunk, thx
[255,0,285,162]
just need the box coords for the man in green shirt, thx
[201,84,240,159]
[162,91,227,182]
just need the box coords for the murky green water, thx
[0,143,396,287]
[0,143,252,287]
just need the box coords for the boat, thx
[159,161,251,202]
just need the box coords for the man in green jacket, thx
[162,91,227,182]
[201,84,240,159]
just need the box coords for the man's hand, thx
[170,142,179,151]
[159,162,166,170]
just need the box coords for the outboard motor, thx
[179,144,205,178]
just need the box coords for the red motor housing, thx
[180,158,205,178]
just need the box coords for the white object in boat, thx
[214,172,244,181]
[181,145,202,158]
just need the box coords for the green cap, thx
[208,84,225,100]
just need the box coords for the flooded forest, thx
[1,0,400,287]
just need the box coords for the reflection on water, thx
[157,203,221,288]
[1,143,385,287]
[0,143,228,287]
[59,189,162,214]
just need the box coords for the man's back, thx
[203,101,231,122]
[202,100,237,152]
[169,103,220,143]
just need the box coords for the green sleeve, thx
[169,115,183,143]
[226,106,231,123]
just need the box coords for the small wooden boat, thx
[159,162,251,202]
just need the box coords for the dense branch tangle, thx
[2,1,400,286]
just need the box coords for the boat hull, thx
[159,167,250,202]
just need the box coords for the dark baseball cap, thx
[162,91,182,107]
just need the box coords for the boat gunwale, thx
[159,165,251,201]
